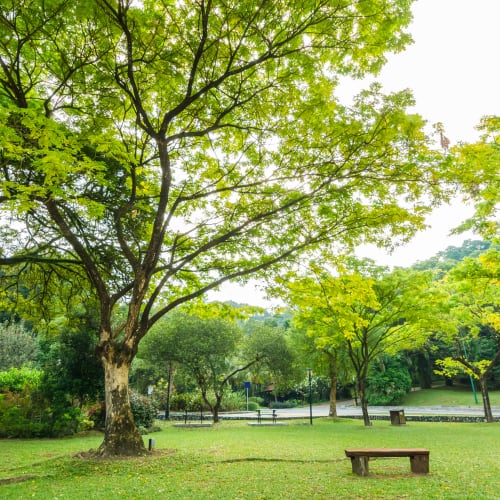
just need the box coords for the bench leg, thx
[410,455,429,474]
[350,456,369,476]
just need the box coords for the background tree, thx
[241,318,298,404]
[435,248,500,422]
[365,353,412,405]
[0,321,38,371]
[0,0,467,455]
[280,260,446,425]
[140,311,292,422]
[408,240,492,388]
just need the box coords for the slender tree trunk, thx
[328,355,338,417]
[97,356,146,456]
[358,378,371,426]
[212,397,222,424]
[479,375,494,423]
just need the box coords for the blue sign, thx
[244,381,251,389]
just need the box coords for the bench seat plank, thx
[345,448,429,457]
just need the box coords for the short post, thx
[148,438,155,451]
[307,368,313,425]
[390,409,406,425]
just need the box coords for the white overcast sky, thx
[209,0,499,306]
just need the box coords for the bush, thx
[0,386,83,438]
[366,356,412,405]
[246,401,259,411]
[0,368,48,437]
[248,396,265,406]
[220,391,245,411]
[87,401,106,430]
[0,367,87,438]
[269,400,298,409]
[0,366,43,393]
[170,393,201,411]
[130,390,158,428]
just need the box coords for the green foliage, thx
[87,401,106,430]
[129,390,158,430]
[169,393,202,412]
[0,392,47,438]
[366,355,412,405]
[451,117,500,240]
[246,401,259,411]
[219,390,246,411]
[0,366,83,437]
[0,321,38,370]
[0,366,42,392]
[38,324,104,406]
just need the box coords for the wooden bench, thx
[345,448,430,476]
[256,409,278,424]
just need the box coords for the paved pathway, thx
[220,400,500,420]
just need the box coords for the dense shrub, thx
[0,366,42,393]
[366,356,412,405]
[248,396,265,406]
[87,401,106,429]
[170,392,202,411]
[130,390,158,428]
[220,391,245,411]
[246,401,259,411]
[0,367,84,437]
[270,399,299,409]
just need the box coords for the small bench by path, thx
[257,409,278,424]
[247,409,288,426]
[345,448,430,476]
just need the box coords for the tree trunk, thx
[479,375,494,423]
[358,378,371,426]
[97,357,146,456]
[212,398,222,424]
[328,357,338,417]
[416,351,432,389]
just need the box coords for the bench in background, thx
[257,409,278,424]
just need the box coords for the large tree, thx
[140,311,292,422]
[280,260,446,426]
[0,1,461,455]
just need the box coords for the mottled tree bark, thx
[97,350,146,456]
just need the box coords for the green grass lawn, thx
[1,418,499,499]
[401,386,500,407]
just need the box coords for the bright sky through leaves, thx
[210,0,499,306]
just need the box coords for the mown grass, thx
[1,418,499,499]
[401,386,500,407]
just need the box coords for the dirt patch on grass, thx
[72,448,177,461]
[0,474,39,485]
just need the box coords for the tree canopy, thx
[279,260,446,425]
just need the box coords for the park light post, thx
[307,368,313,425]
